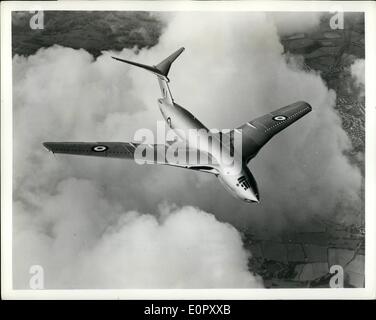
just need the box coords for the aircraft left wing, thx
[237,101,312,162]
[44,142,142,159]
[43,142,219,174]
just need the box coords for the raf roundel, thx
[273,115,287,121]
[92,145,108,152]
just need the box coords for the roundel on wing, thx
[273,115,287,121]
[92,145,108,152]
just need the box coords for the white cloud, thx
[150,12,361,228]
[350,59,365,97]
[14,179,262,288]
[12,11,361,288]
[268,12,323,36]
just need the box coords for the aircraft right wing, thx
[43,141,219,175]
[237,101,312,162]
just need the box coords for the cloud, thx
[12,11,362,288]
[267,12,323,36]
[14,179,261,288]
[350,59,365,97]
[150,12,362,229]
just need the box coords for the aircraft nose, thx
[245,190,259,203]
[246,174,260,203]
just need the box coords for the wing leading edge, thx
[237,101,312,162]
[43,142,219,175]
[43,142,140,159]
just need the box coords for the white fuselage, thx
[157,94,259,203]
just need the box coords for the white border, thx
[1,1,375,300]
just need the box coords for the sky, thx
[12,11,363,288]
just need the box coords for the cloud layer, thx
[13,12,362,288]
[14,181,261,288]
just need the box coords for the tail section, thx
[155,47,185,79]
[112,47,184,105]
[111,47,184,82]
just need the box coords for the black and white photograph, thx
[1,1,375,299]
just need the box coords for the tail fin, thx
[112,47,184,82]
[155,47,185,78]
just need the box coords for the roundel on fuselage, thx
[273,115,287,121]
[92,145,108,152]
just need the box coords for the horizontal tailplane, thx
[112,47,184,81]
